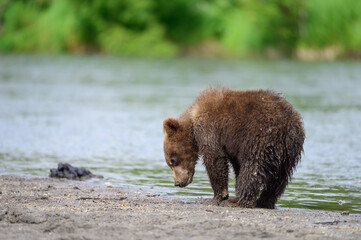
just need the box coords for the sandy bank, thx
[0,175,360,240]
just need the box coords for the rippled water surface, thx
[0,55,360,213]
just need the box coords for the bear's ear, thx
[163,117,180,136]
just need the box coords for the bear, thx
[163,87,305,209]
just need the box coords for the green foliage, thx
[34,0,80,52]
[153,0,213,45]
[0,0,360,58]
[0,0,80,52]
[220,9,262,55]
[220,0,304,56]
[99,24,177,57]
[301,0,361,50]
[254,0,304,53]
[0,1,39,52]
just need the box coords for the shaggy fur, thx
[163,87,305,209]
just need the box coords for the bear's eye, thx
[170,157,177,166]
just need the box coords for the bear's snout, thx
[173,179,188,188]
[172,166,193,188]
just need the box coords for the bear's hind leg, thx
[256,175,289,209]
[235,167,264,208]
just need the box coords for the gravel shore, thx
[0,175,360,240]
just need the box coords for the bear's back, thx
[188,88,304,156]
[190,87,294,124]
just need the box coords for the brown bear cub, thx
[163,87,305,209]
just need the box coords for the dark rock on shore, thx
[50,163,103,180]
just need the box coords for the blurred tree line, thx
[0,0,360,59]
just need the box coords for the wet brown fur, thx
[163,87,305,209]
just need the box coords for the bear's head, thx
[163,117,198,188]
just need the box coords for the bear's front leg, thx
[203,155,229,204]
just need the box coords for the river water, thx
[0,55,360,213]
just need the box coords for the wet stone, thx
[49,163,103,180]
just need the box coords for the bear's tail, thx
[284,116,305,179]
